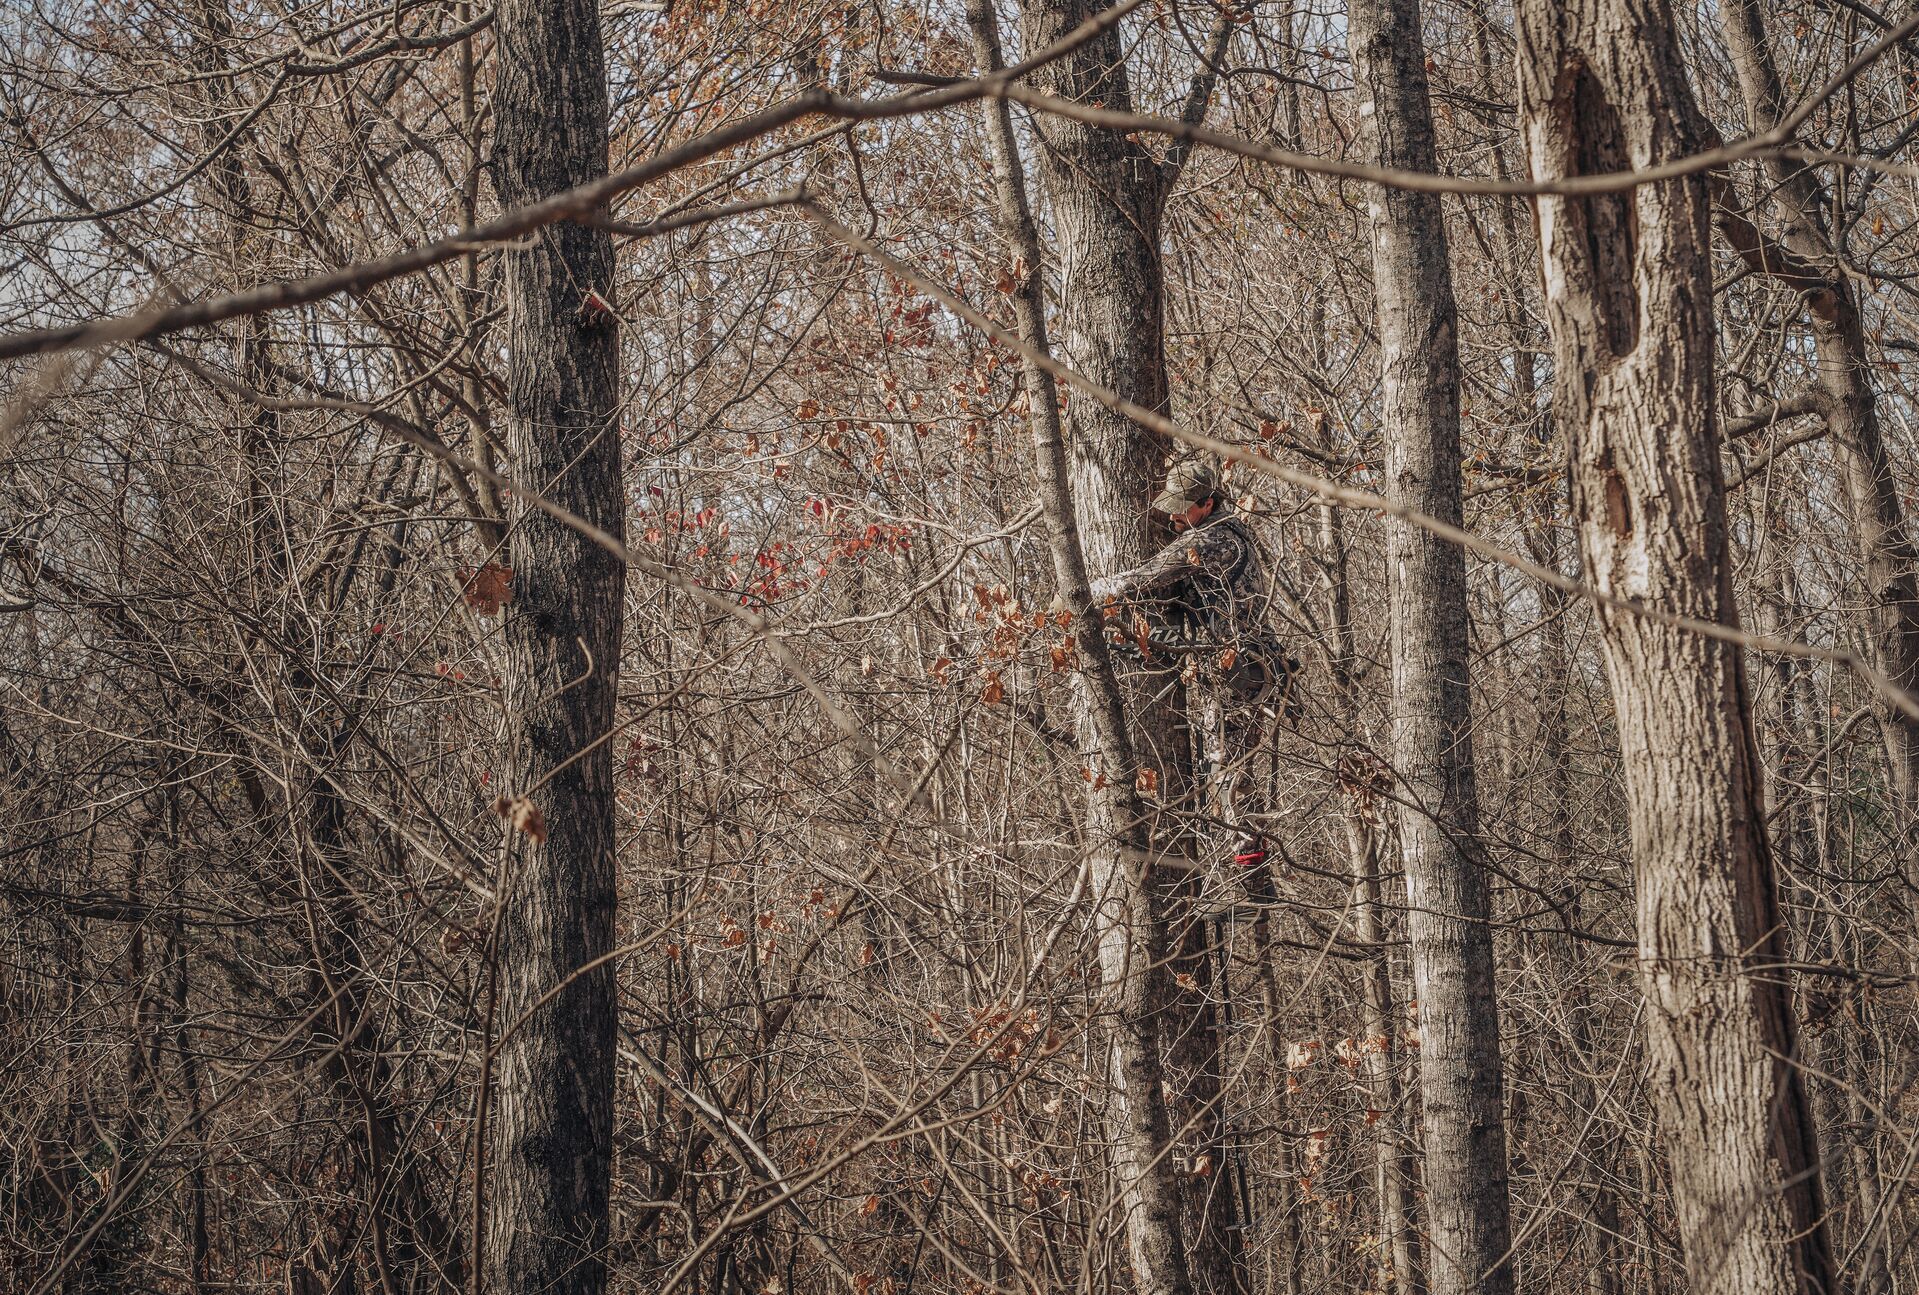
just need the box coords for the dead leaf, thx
[493,795,547,842]
[459,563,514,616]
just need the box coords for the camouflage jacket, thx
[1088,505,1276,652]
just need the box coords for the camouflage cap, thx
[1152,459,1219,513]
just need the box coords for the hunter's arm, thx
[1088,526,1242,604]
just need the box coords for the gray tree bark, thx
[483,0,623,1289]
[1321,496,1422,1295]
[1515,3,1840,1293]
[1530,547,1626,1295]
[1017,4,1238,1288]
[968,7,1197,1291]
[1344,4,1513,1292]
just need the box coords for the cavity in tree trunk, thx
[1515,2,1839,1291]
[483,0,623,1289]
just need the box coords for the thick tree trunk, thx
[968,7,1196,1291]
[1715,0,1919,824]
[483,0,623,1290]
[1515,4,1839,1293]
[1345,4,1512,1293]
[1018,3,1236,1288]
[1481,32,1627,1283]
[1018,0,1170,583]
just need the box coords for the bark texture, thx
[968,8,1197,1291]
[1019,0,1170,583]
[1346,3,1511,1292]
[1515,3,1839,1293]
[1323,498,1422,1295]
[484,0,624,1289]
[1018,3,1236,1288]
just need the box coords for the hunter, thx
[1089,457,1300,869]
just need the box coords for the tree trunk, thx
[1715,0,1919,824]
[1345,4,1513,1292]
[483,0,623,1288]
[1321,495,1423,1295]
[1018,0,1170,583]
[1248,865,1306,1295]
[968,7,1196,1291]
[1514,4,1839,1293]
[1763,564,1893,1295]
[1018,3,1237,1287]
[1532,554,1626,1295]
